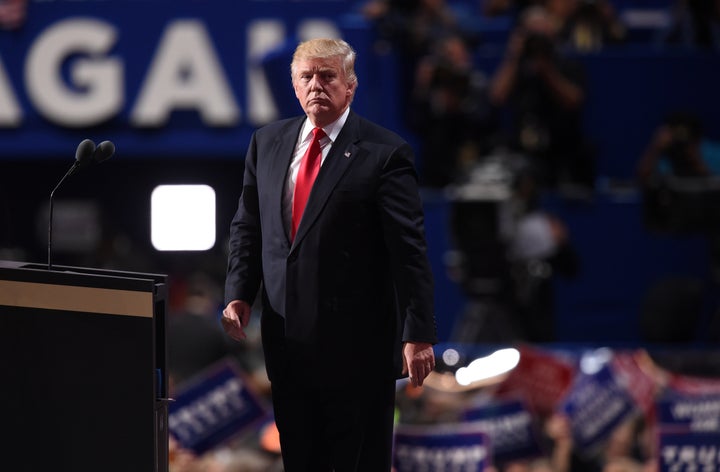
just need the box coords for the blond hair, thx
[290,38,358,87]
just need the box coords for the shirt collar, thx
[300,107,350,145]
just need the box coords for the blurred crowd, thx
[359,0,720,349]
[165,304,720,472]
[165,271,283,472]
[362,0,720,192]
[392,344,720,472]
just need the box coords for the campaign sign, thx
[168,357,270,455]
[669,374,720,396]
[394,422,491,472]
[610,352,657,414]
[462,399,542,465]
[560,362,636,455]
[657,393,720,472]
[494,345,575,416]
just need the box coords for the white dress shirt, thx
[282,107,350,237]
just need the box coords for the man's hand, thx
[402,342,435,387]
[221,300,252,341]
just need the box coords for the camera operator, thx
[547,0,627,52]
[636,111,710,186]
[507,166,580,342]
[408,34,497,187]
[489,6,595,193]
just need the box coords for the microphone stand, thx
[46,139,113,270]
[47,163,78,271]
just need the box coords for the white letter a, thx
[131,20,239,127]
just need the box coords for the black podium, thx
[0,260,169,472]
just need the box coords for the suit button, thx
[288,252,298,262]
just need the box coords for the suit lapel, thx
[270,118,304,246]
[291,112,360,249]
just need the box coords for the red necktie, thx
[291,127,326,241]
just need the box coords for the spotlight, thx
[151,184,216,251]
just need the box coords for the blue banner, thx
[560,362,636,455]
[168,357,270,455]
[393,422,491,472]
[0,0,387,159]
[462,399,542,465]
[657,393,720,472]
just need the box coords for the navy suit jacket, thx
[225,110,437,381]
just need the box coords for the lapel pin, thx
[344,150,351,158]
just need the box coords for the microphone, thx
[93,140,116,164]
[67,138,96,176]
[48,139,116,270]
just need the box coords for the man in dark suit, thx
[221,38,438,471]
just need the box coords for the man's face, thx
[293,56,355,127]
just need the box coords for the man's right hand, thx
[221,299,252,341]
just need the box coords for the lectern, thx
[0,260,169,472]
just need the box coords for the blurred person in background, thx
[539,412,602,472]
[408,33,498,187]
[636,111,711,185]
[481,0,626,48]
[489,5,595,194]
[545,0,626,52]
[636,112,720,344]
[507,167,579,342]
[361,0,460,61]
[661,0,720,51]
[599,413,653,472]
[166,270,282,472]
[446,161,579,344]
[636,111,716,236]
[168,434,282,472]
[221,38,438,471]
[540,410,653,472]
[361,0,467,148]
[482,0,541,18]
[167,271,266,393]
[0,0,27,30]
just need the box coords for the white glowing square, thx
[151,184,216,251]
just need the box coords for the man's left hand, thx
[402,342,435,387]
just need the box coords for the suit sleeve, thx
[224,132,263,306]
[377,143,438,344]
